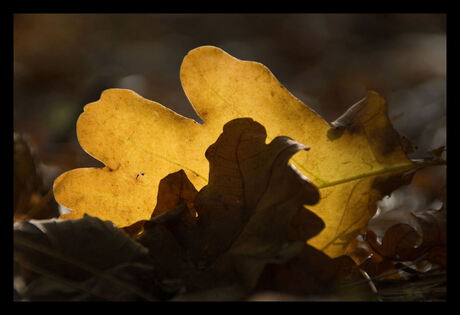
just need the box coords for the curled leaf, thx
[192,118,320,262]
[138,118,323,299]
[366,209,446,266]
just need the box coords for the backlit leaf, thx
[53,46,434,257]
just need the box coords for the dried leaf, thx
[53,46,437,257]
[152,169,198,218]
[53,88,207,227]
[137,118,324,300]
[14,215,165,301]
[122,169,198,238]
[345,234,400,280]
[255,244,364,296]
[366,209,446,265]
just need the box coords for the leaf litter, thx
[14,46,446,301]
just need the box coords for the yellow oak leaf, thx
[53,46,435,257]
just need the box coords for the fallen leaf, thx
[137,118,325,300]
[255,244,365,296]
[14,215,166,301]
[53,46,437,257]
[52,86,210,227]
[366,208,446,267]
[345,233,400,280]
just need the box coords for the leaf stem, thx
[315,159,445,190]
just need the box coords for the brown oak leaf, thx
[135,118,366,300]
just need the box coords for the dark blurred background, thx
[14,13,446,173]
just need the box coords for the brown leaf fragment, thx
[134,183,200,291]
[123,169,198,239]
[428,145,446,160]
[426,246,446,269]
[358,255,399,280]
[140,170,199,256]
[345,234,400,280]
[366,209,446,265]
[137,205,195,289]
[255,245,366,296]
[367,224,422,261]
[152,169,198,218]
